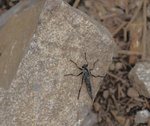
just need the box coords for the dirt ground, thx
[1,0,150,126]
[75,0,150,126]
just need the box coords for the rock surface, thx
[0,0,45,89]
[0,0,115,125]
[129,62,150,98]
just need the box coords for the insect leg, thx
[90,59,99,71]
[77,76,84,99]
[91,73,104,78]
[70,60,82,70]
[64,72,83,76]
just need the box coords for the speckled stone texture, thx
[129,62,150,98]
[0,0,45,89]
[0,0,116,125]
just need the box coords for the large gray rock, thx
[0,0,45,89]
[0,0,115,125]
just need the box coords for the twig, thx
[124,1,143,42]
[125,0,128,17]
[145,99,150,109]
[123,27,127,42]
[142,0,147,60]
[111,95,119,110]
[107,72,125,83]
[117,83,121,100]
[73,0,80,8]
[124,118,130,126]
[106,99,110,112]
[100,13,118,20]
[124,98,134,106]
[125,1,143,30]
[118,50,142,56]
[112,21,127,37]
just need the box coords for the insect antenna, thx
[84,52,88,65]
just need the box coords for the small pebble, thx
[135,110,150,124]
[84,0,92,8]
[127,88,139,98]
[94,102,101,112]
[81,111,97,126]
[8,2,14,7]
[109,63,115,71]
[78,105,89,119]
[116,62,123,70]
[103,90,109,99]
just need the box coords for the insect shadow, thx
[64,53,104,100]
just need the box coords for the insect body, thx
[65,53,103,100]
[81,64,93,99]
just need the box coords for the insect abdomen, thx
[85,77,93,100]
